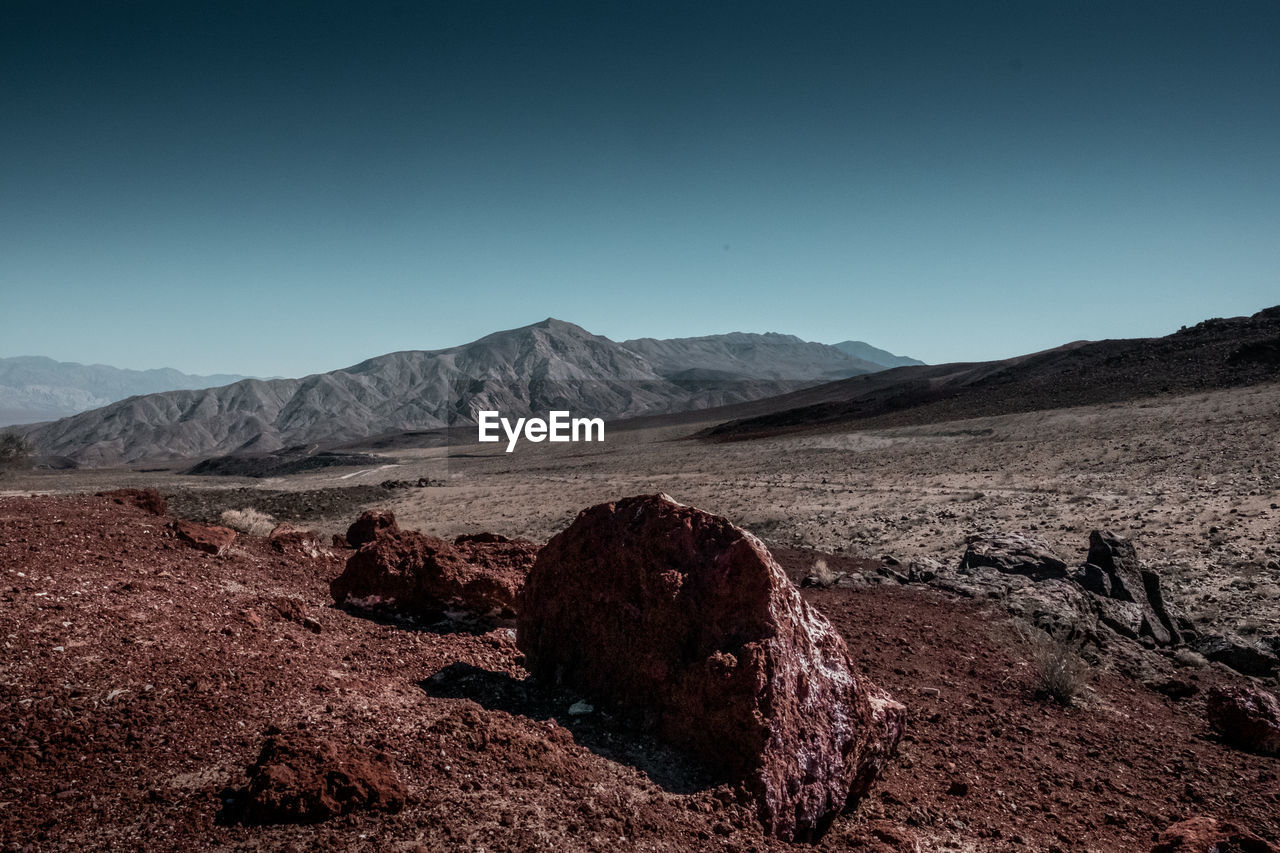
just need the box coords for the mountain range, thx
[702,306,1280,440]
[20,321,917,465]
[0,356,250,427]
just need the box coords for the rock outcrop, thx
[1194,634,1280,678]
[1086,530,1179,645]
[516,494,905,842]
[960,532,1068,581]
[938,529,1180,649]
[1151,816,1275,852]
[235,731,406,824]
[330,513,527,620]
[1206,685,1280,755]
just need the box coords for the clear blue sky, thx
[3,1,1278,377]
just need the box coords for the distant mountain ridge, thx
[832,340,925,369]
[0,356,250,427]
[702,306,1280,440]
[620,331,885,380]
[22,319,917,465]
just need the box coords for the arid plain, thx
[13,379,1276,640]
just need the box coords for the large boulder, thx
[516,493,905,842]
[1206,684,1280,755]
[235,731,406,824]
[330,514,526,619]
[1151,816,1275,852]
[1086,530,1179,646]
[960,532,1068,581]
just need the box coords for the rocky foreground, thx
[2,493,1279,851]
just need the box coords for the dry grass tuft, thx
[1018,622,1093,706]
[807,557,840,588]
[219,507,277,537]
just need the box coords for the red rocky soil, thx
[2,495,1278,851]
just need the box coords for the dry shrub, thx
[220,507,277,537]
[810,558,838,587]
[1018,622,1093,706]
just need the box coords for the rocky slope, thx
[22,320,890,466]
[620,332,884,381]
[0,355,249,427]
[704,305,1280,440]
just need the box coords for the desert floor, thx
[3,382,1280,851]
[7,381,1280,642]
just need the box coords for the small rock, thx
[233,731,406,824]
[1205,684,1280,755]
[567,701,594,716]
[169,519,237,556]
[1149,677,1198,700]
[302,616,322,634]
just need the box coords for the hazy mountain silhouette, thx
[0,356,250,427]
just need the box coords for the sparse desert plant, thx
[1017,621,1093,706]
[220,507,277,536]
[0,431,35,474]
[807,557,839,588]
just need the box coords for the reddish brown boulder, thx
[1151,816,1275,852]
[268,523,324,558]
[516,493,905,842]
[97,488,168,516]
[1206,685,1280,755]
[169,519,236,555]
[236,731,406,824]
[330,514,525,618]
[345,510,399,549]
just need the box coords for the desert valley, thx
[2,308,1279,851]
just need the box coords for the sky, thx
[2,0,1279,377]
